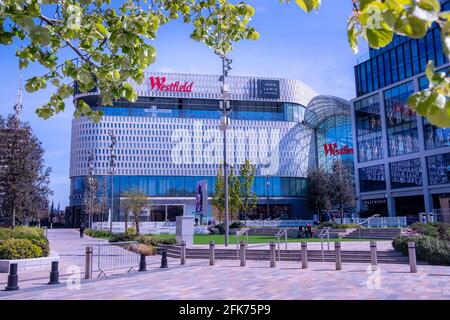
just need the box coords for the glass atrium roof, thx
[304,95,351,128]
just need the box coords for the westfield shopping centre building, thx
[67,72,352,225]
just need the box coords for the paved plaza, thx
[1,229,450,300]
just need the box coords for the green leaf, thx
[295,0,321,13]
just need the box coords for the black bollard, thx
[48,261,60,285]
[160,249,168,268]
[139,254,147,272]
[5,263,19,291]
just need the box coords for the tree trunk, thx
[124,211,128,232]
[12,205,16,228]
[134,216,140,235]
[100,212,103,230]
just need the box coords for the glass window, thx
[384,81,419,157]
[354,94,383,163]
[390,158,422,189]
[427,153,450,185]
[359,165,386,192]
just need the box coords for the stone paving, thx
[0,229,449,300]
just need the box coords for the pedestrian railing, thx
[275,227,288,261]
[97,241,141,277]
[319,227,331,262]
[336,216,407,227]
[236,228,250,260]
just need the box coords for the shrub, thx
[229,221,245,229]
[336,223,361,229]
[126,227,137,236]
[317,221,336,229]
[0,228,14,240]
[393,235,450,266]
[85,229,111,239]
[0,239,43,260]
[0,226,45,241]
[30,238,50,257]
[410,222,450,241]
[136,235,176,246]
[213,224,225,234]
[129,243,156,256]
[109,232,136,243]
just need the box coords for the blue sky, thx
[0,1,368,208]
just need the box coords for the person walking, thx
[79,222,85,238]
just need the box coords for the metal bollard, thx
[370,241,378,269]
[180,241,186,265]
[270,242,276,268]
[139,254,147,272]
[240,241,246,267]
[209,241,215,266]
[160,249,168,268]
[85,246,93,279]
[335,242,342,270]
[5,263,19,291]
[408,242,417,273]
[48,261,60,285]
[301,242,308,269]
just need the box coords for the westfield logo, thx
[149,76,194,92]
[323,143,354,156]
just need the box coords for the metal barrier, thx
[97,241,140,277]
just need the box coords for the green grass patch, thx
[193,235,379,245]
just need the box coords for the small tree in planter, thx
[307,168,331,222]
[328,159,355,217]
[122,189,148,235]
[212,164,225,224]
[239,159,257,222]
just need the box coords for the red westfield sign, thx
[323,143,353,156]
[149,76,194,93]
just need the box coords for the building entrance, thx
[361,198,388,217]
[394,195,425,221]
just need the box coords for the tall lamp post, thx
[108,130,117,233]
[87,149,94,228]
[217,53,232,246]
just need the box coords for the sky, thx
[0,1,368,208]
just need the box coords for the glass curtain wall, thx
[390,158,422,189]
[384,82,418,156]
[359,165,386,192]
[316,115,354,174]
[427,153,450,185]
[354,94,384,163]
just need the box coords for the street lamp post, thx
[108,130,117,233]
[87,149,94,229]
[217,53,232,247]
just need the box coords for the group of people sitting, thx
[297,224,313,238]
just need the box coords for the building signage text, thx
[150,76,194,93]
[323,143,354,156]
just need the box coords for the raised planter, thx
[0,256,59,273]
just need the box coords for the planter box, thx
[0,256,59,273]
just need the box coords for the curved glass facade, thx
[316,115,353,173]
[81,96,306,122]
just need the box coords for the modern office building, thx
[352,0,450,219]
[67,72,352,225]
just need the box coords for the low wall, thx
[0,256,59,273]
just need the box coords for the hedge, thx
[0,239,43,260]
[84,229,112,239]
[392,235,450,266]
[0,226,45,241]
[0,226,49,260]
